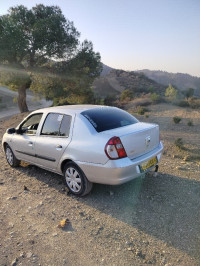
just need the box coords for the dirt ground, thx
[0,103,200,266]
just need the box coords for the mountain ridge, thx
[98,64,200,97]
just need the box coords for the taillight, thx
[105,136,127,160]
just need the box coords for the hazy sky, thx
[1,0,200,77]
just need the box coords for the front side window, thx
[20,113,43,135]
[41,113,71,137]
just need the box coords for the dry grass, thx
[126,103,200,162]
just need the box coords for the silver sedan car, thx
[2,105,163,196]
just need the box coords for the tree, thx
[165,84,178,100]
[0,4,80,112]
[30,40,102,105]
[183,88,194,99]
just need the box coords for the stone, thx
[27,252,33,258]
[11,258,18,266]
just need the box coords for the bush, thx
[174,138,184,149]
[150,93,161,103]
[165,84,178,100]
[187,120,193,126]
[120,89,133,102]
[173,116,181,124]
[133,97,152,107]
[137,106,149,115]
[104,95,116,106]
[177,100,189,107]
[188,98,200,109]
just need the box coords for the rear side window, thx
[41,113,71,137]
[81,108,138,132]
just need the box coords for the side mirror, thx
[16,128,27,134]
[7,128,16,134]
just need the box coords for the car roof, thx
[32,105,116,116]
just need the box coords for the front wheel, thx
[5,144,20,167]
[63,162,93,196]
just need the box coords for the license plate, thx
[140,157,158,172]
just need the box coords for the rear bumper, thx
[76,141,164,185]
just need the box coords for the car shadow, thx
[17,164,200,260]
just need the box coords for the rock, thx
[26,251,33,258]
[135,249,145,259]
[7,196,17,200]
[20,252,25,258]
[24,185,29,191]
[9,222,14,228]
[125,241,133,246]
[183,156,191,162]
[11,258,18,266]
[29,240,35,245]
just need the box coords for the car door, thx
[34,113,72,171]
[11,113,43,164]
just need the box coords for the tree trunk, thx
[18,87,29,113]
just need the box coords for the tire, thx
[63,162,93,196]
[5,144,20,167]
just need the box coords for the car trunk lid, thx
[102,122,160,160]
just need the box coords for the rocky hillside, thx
[136,69,200,96]
[93,68,166,98]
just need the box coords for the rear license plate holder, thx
[139,156,158,172]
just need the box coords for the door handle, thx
[28,141,33,146]
[56,145,62,149]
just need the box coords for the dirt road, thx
[0,86,52,119]
[0,104,200,265]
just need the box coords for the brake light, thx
[105,136,127,160]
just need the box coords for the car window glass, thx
[81,108,138,133]
[41,113,71,137]
[59,115,71,137]
[41,113,62,136]
[21,113,43,135]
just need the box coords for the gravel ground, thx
[0,104,200,266]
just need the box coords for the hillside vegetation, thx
[136,69,200,96]
[93,69,166,98]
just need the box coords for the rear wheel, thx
[5,144,20,167]
[63,162,93,196]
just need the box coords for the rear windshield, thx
[81,108,138,132]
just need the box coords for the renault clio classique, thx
[2,105,163,196]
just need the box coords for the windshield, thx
[81,107,138,133]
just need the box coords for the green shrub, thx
[165,84,178,100]
[174,138,184,149]
[187,120,193,126]
[151,93,161,103]
[173,116,181,124]
[137,106,149,115]
[120,89,133,102]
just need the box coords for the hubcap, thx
[65,167,82,193]
[6,147,13,165]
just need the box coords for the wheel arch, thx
[3,142,8,152]
[61,159,73,173]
